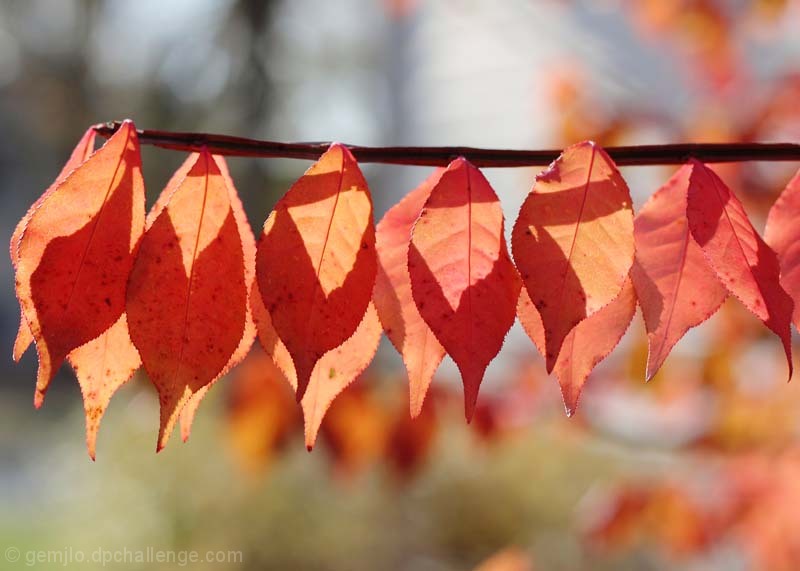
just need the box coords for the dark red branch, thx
[94,121,800,168]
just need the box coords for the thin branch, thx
[93,121,800,168]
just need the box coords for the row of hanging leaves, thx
[11,120,800,458]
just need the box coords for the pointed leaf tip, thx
[301,304,382,449]
[69,313,140,459]
[512,141,634,373]
[518,275,636,415]
[409,158,520,419]
[251,274,382,451]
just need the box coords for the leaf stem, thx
[93,121,800,168]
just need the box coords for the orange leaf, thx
[512,141,634,373]
[301,304,381,450]
[518,275,636,415]
[75,152,196,453]
[67,314,140,460]
[10,127,97,362]
[15,120,145,407]
[255,143,376,400]
[765,167,800,329]
[374,168,446,417]
[409,157,520,421]
[632,165,727,380]
[126,150,248,451]
[687,159,793,377]
[179,156,257,442]
[252,285,382,450]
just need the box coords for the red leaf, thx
[179,155,257,442]
[374,168,446,417]
[765,168,800,329]
[512,141,634,373]
[632,165,727,380]
[67,314,140,459]
[11,127,97,362]
[256,143,376,401]
[519,275,636,415]
[15,120,145,407]
[687,159,793,377]
[408,157,520,421]
[126,150,248,451]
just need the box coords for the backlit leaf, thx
[374,168,446,417]
[67,314,140,460]
[252,288,382,450]
[687,159,793,377]
[126,150,248,451]
[409,157,520,420]
[15,120,145,407]
[518,275,637,414]
[632,165,727,380]
[10,127,97,362]
[765,168,800,329]
[512,141,634,373]
[177,155,257,442]
[256,143,376,400]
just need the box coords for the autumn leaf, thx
[62,146,201,459]
[12,126,143,458]
[252,282,382,449]
[14,120,145,407]
[67,314,140,459]
[518,275,636,414]
[179,155,257,442]
[409,157,520,421]
[512,141,634,374]
[301,304,381,449]
[256,143,377,401]
[765,167,800,329]
[126,150,248,451]
[686,159,793,377]
[632,165,727,380]
[66,150,200,457]
[11,127,97,363]
[374,168,446,417]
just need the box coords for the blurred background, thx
[2,1,800,569]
